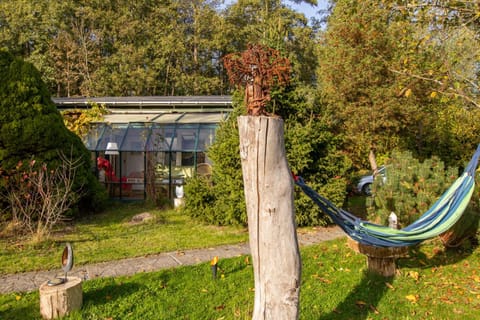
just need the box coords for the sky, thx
[289,1,329,20]
[222,1,329,20]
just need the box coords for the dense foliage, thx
[184,87,352,226]
[367,150,480,244]
[61,103,109,139]
[0,50,107,219]
[0,0,319,97]
[318,0,480,170]
[1,0,479,228]
[368,151,459,226]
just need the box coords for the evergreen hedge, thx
[367,150,479,244]
[183,87,352,227]
[0,50,107,215]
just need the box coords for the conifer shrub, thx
[183,102,246,226]
[367,150,479,245]
[183,88,351,227]
[0,50,107,220]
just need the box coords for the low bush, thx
[368,150,479,244]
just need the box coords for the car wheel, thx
[362,183,372,196]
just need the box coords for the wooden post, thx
[347,238,408,277]
[238,116,301,319]
[39,277,83,319]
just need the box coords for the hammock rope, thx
[294,144,480,247]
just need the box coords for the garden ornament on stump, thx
[40,242,82,319]
[47,242,74,286]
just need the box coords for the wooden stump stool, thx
[39,276,83,319]
[347,238,408,277]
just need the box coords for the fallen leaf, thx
[418,259,428,266]
[15,295,21,301]
[201,288,208,293]
[440,296,454,304]
[406,294,419,303]
[311,274,332,284]
[355,300,366,308]
[408,271,419,281]
[369,304,380,314]
[385,282,395,290]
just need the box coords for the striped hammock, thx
[295,145,480,247]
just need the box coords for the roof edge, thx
[53,95,233,110]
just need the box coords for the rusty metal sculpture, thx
[223,44,291,116]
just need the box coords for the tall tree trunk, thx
[238,115,301,320]
[369,148,378,173]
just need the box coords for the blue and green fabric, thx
[295,144,480,247]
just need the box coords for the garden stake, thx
[211,256,219,280]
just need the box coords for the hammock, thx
[294,144,480,247]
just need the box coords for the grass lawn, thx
[1,238,479,319]
[0,202,248,274]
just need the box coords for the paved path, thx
[0,226,344,294]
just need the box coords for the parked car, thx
[357,166,386,196]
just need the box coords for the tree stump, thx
[238,116,301,319]
[347,238,408,277]
[39,277,83,319]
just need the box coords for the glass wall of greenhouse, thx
[84,112,227,201]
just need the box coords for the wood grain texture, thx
[238,116,301,319]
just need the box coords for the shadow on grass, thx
[0,303,39,320]
[83,281,142,307]
[398,240,478,270]
[319,271,392,320]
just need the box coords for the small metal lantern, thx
[47,243,74,286]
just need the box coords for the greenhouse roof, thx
[53,95,232,111]
[102,112,227,124]
[55,96,233,153]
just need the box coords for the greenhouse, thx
[54,96,232,202]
